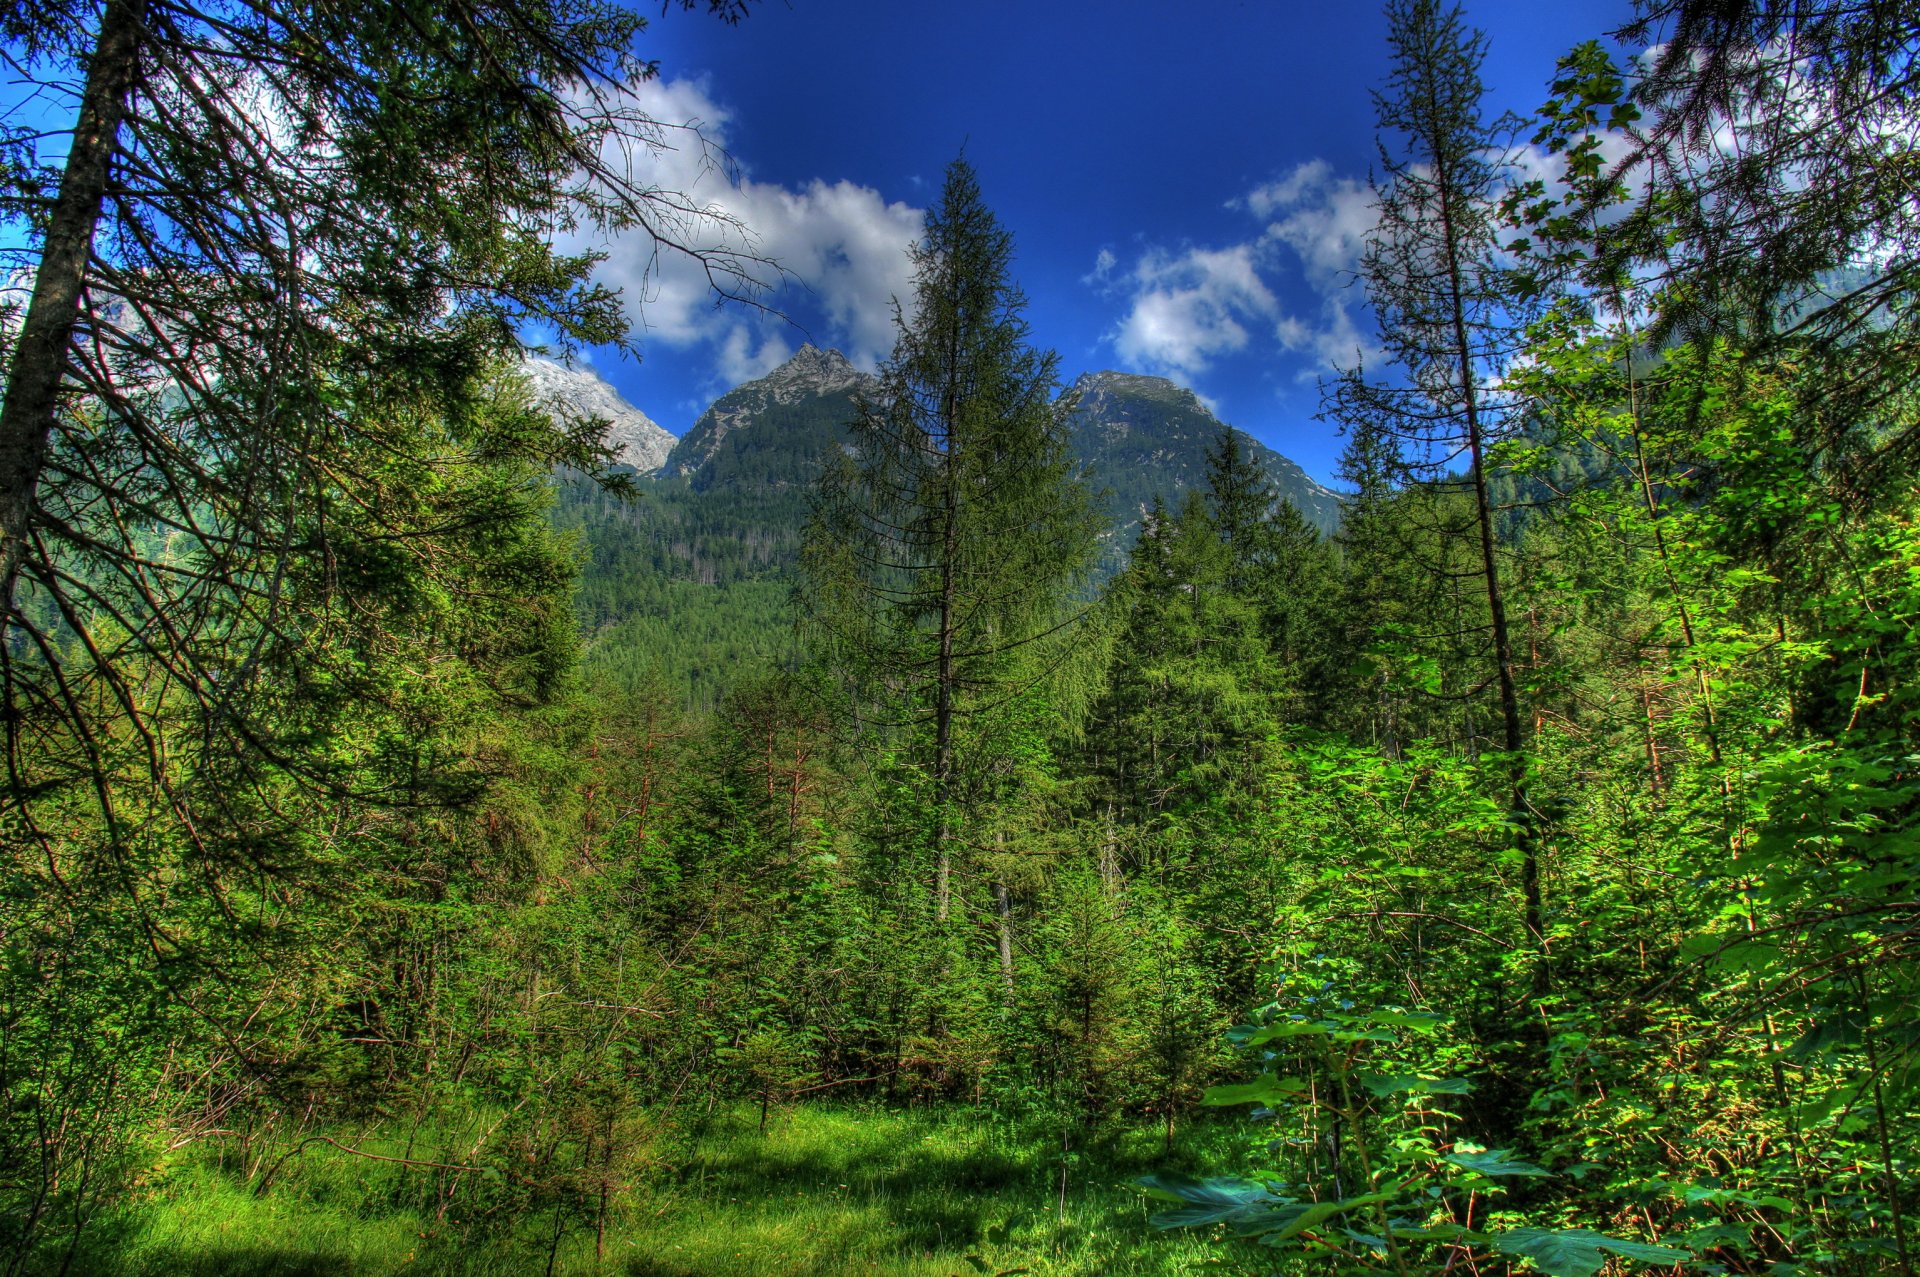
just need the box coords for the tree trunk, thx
[0,0,146,614]
[993,878,1015,994]
[1437,177,1547,998]
[1098,804,1123,906]
[933,283,961,925]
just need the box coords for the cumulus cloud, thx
[1099,159,1382,385]
[567,76,923,381]
[1110,243,1278,378]
[715,324,794,385]
[1246,159,1376,289]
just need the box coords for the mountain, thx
[555,347,1343,705]
[663,344,875,483]
[522,355,676,473]
[1063,370,1342,537]
[657,351,1339,532]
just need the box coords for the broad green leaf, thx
[1358,1072,1474,1097]
[1495,1227,1691,1276]
[1201,1074,1307,1106]
[1256,1189,1398,1245]
[1332,1026,1399,1043]
[1141,1182,1321,1239]
[1138,1173,1278,1228]
[1244,1020,1332,1045]
[1444,1148,1552,1178]
[1676,1222,1751,1250]
[1785,1010,1868,1059]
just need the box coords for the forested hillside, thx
[550,346,1338,705]
[1,2,1916,1276]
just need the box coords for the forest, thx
[0,0,1915,1274]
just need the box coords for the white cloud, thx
[1083,247,1117,285]
[1249,160,1382,374]
[1100,159,1383,385]
[1246,159,1376,289]
[1110,243,1277,377]
[715,324,794,385]
[566,76,924,380]
[1274,297,1372,373]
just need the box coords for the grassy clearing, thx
[73,1105,1247,1276]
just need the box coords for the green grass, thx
[73,1105,1248,1276]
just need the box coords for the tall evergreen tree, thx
[1203,427,1276,596]
[1325,0,1547,985]
[1202,425,1337,720]
[799,157,1099,922]
[0,0,765,891]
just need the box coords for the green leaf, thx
[1495,1227,1691,1276]
[1676,1222,1752,1250]
[1137,1173,1276,1228]
[1358,1072,1474,1097]
[1444,1148,1552,1178]
[1256,1189,1398,1245]
[1365,1010,1446,1033]
[1332,1026,1399,1043]
[1201,1074,1307,1106]
[1244,1020,1332,1045]
[1785,1009,1868,1059]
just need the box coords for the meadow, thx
[71,1106,1245,1277]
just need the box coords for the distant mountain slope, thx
[552,348,1342,704]
[663,345,875,482]
[1063,371,1341,537]
[522,356,676,473]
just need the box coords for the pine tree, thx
[799,157,1099,922]
[0,0,767,874]
[1325,0,1547,986]
[1201,425,1337,721]
[1085,492,1275,855]
[1258,497,1339,720]
[1203,427,1276,596]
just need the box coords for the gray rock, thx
[521,355,676,474]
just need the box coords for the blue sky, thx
[5,2,1629,485]
[575,0,1630,483]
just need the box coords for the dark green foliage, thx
[798,156,1101,924]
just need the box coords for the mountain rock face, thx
[1062,371,1342,535]
[663,344,876,483]
[522,355,676,474]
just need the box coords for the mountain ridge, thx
[550,344,1345,705]
[521,355,676,474]
[663,344,875,480]
[1063,369,1341,536]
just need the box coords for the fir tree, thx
[1325,0,1547,985]
[799,157,1099,922]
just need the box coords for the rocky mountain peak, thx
[761,343,867,397]
[1069,369,1209,414]
[663,345,875,479]
[1060,369,1342,537]
[521,355,676,474]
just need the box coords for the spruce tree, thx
[1201,425,1337,721]
[1203,427,1276,596]
[1325,0,1547,985]
[799,157,1099,922]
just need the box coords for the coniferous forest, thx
[1,1,1917,1274]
